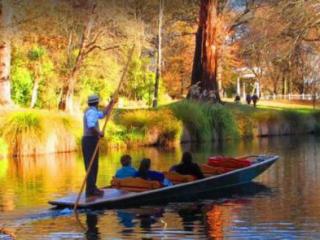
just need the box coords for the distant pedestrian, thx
[234,95,240,104]
[246,94,252,105]
[252,94,259,107]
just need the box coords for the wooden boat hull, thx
[49,155,278,209]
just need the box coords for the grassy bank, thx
[105,108,182,148]
[169,100,320,141]
[0,108,183,157]
[0,100,318,157]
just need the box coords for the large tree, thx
[191,0,255,101]
[191,0,224,102]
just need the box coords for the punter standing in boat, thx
[82,94,117,198]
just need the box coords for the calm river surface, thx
[1,135,320,239]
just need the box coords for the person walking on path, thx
[252,94,259,108]
[246,94,252,105]
[82,94,117,198]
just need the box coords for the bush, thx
[118,108,183,146]
[169,100,212,142]
[0,110,80,156]
[208,104,239,139]
[169,100,239,141]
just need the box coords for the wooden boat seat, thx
[163,172,195,185]
[200,164,233,177]
[111,177,162,192]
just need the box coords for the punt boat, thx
[49,155,279,209]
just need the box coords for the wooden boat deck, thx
[49,189,136,208]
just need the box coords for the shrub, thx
[209,104,239,139]
[0,110,79,156]
[169,100,239,141]
[169,100,212,142]
[118,108,183,146]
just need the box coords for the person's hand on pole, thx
[99,131,104,138]
[111,95,119,105]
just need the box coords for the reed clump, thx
[0,110,80,157]
[117,108,183,147]
[169,100,239,142]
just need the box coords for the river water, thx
[1,135,320,239]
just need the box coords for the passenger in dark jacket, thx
[171,152,204,179]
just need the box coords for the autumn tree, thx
[240,0,320,96]
[191,0,254,102]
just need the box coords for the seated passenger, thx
[135,158,172,186]
[115,154,137,179]
[171,152,204,179]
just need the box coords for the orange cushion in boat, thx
[200,164,232,176]
[111,177,162,192]
[208,156,251,168]
[163,172,195,184]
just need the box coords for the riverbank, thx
[0,100,319,157]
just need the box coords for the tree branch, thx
[83,45,119,56]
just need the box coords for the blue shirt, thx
[115,166,137,179]
[86,107,104,128]
[83,107,104,136]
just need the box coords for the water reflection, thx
[1,136,320,239]
[85,212,100,240]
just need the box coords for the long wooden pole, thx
[73,45,135,212]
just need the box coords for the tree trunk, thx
[0,0,12,106]
[58,65,82,112]
[153,0,164,108]
[191,0,221,102]
[58,5,95,112]
[30,78,40,108]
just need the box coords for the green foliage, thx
[207,104,239,139]
[104,121,127,147]
[11,66,33,106]
[11,45,56,108]
[118,108,183,146]
[125,54,156,105]
[27,46,45,60]
[78,52,122,106]
[169,100,212,142]
[169,100,239,141]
